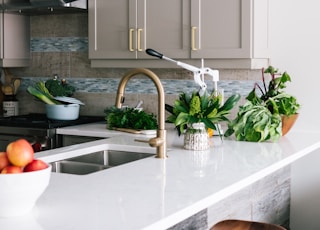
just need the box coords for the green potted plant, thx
[224,66,300,142]
[166,90,240,150]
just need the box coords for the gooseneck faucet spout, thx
[115,68,167,159]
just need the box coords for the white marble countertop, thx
[56,122,121,138]
[2,123,320,230]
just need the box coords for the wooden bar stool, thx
[210,219,287,230]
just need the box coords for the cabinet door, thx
[0,13,30,67]
[191,0,251,58]
[89,0,268,68]
[89,0,137,59]
[89,0,189,60]
[137,0,190,59]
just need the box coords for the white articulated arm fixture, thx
[146,48,219,96]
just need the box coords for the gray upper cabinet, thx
[137,0,189,59]
[89,0,269,69]
[190,0,269,68]
[88,0,135,60]
[0,13,30,67]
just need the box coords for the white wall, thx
[269,2,320,229]
[269,0,320,131]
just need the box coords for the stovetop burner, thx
[0,113,105,129]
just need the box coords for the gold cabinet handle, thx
[191,26,198,51]
[137,28,143,51]
[129,28,134,52]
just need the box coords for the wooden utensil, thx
[3,68,14,84]
[12,78,21,95]
[1,84,14,95]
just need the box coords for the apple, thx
[24,159,48,172]
[1,165,23,174]
[32,142,42,152]
[0,152,10,171]
[6,139,34,167]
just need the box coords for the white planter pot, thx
[184,122,209,151]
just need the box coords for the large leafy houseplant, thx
[224,101,282,142]
[224,66,300,142]
[166,90,240,137]
[246,66,300,116]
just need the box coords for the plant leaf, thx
[219,94,241,111]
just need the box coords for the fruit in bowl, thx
[0,139,51,217]
[24,159,49,172]
[6,139,34,167]
[0,152,10,171]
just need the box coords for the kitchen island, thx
[2,123,320,230]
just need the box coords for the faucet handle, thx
[134,138,149,144]
[149,137,164,147]
[135,137,164,148]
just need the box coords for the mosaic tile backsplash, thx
[31,37,88,52]
[24,37,258,97]
[21,77,257,97]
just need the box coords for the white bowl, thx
[46,104,80,120]
[0,165,51,217]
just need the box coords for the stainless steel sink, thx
[50,150,155,175]
[51,161,111,175]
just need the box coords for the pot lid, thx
[54,96,85,105]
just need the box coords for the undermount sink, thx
[51,150,155,175]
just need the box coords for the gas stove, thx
[0,113,104,129]
[0,113,105,151]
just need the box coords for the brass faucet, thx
[115,68,167,159]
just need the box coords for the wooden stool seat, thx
[210,219,287,230]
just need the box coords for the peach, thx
[1,165,23,174]
[6,139,34,167]
[24,159,48,172]
[0,152,10,171]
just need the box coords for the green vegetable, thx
[246,66,300,116]
[27,86,60,105]
[224,101,282,142]
[35,81,52,96]
[267,93,300,116]
[28,78,77,105]
[104,106,158,130]
[45,79,75,97]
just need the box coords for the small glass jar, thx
[3,95,19,117]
